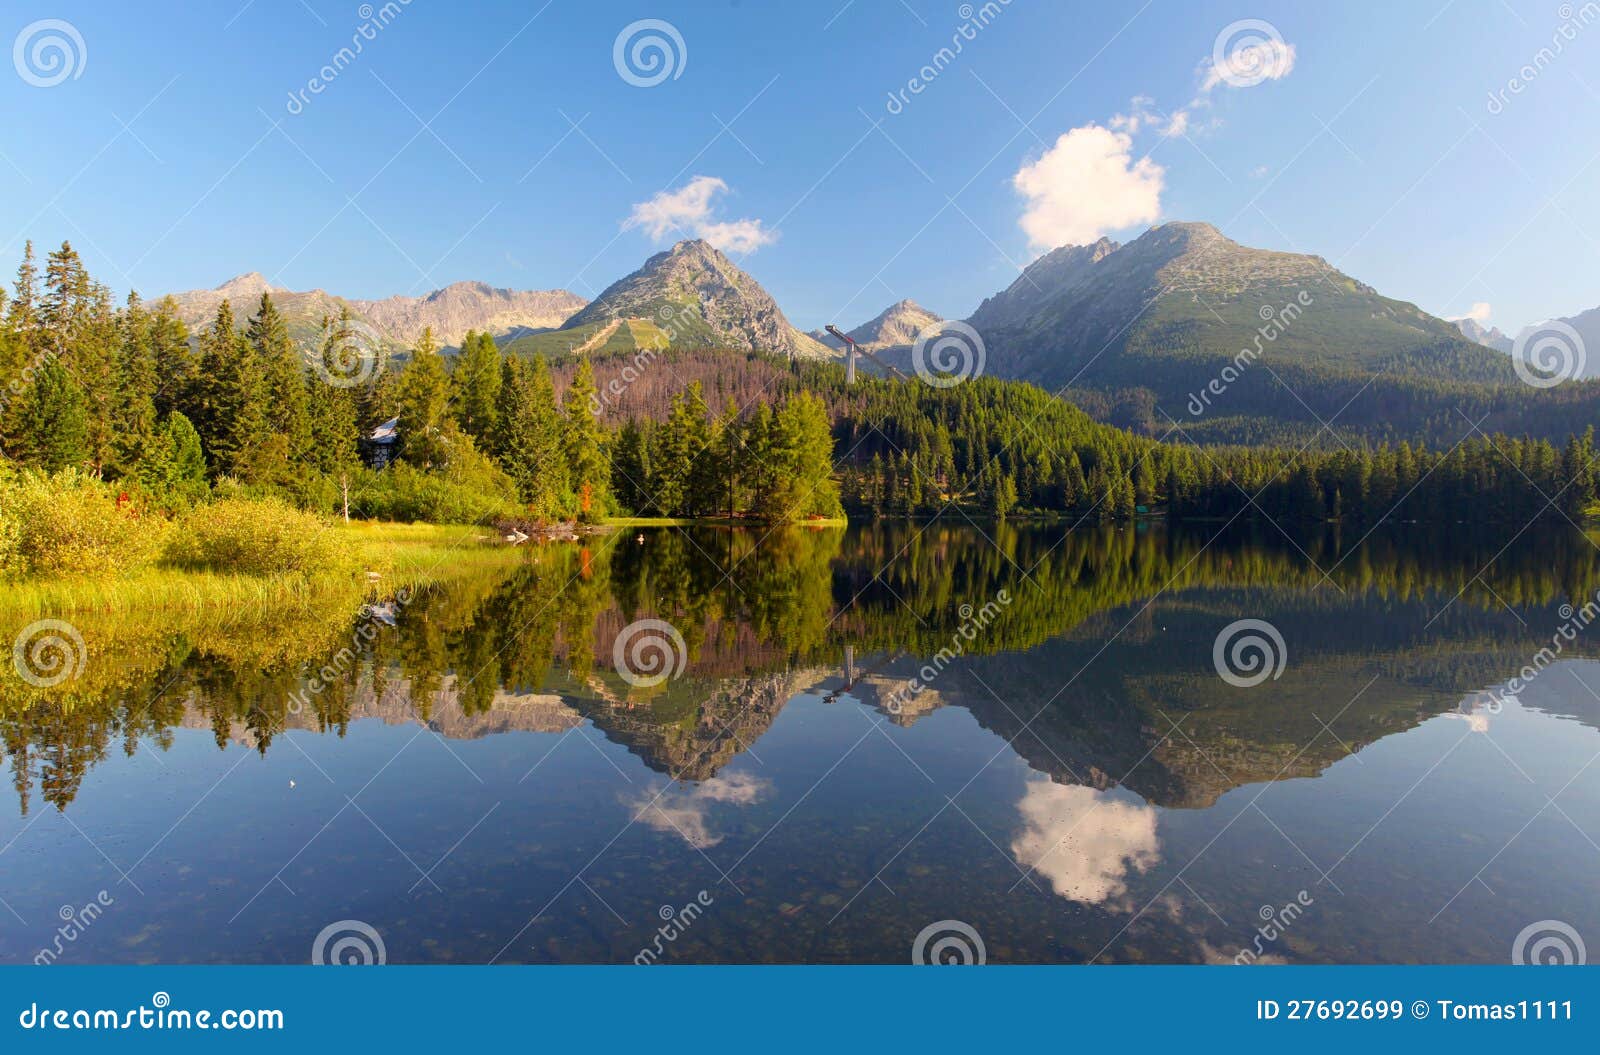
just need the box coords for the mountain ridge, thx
[506,239,837,361]
[166,274,587,348]
[810,298,943,353]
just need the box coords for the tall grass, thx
[0,464,521,620]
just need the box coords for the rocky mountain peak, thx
[213,271,278,298]
[814,298,945,352]
[562,240,834,359]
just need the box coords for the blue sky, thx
[3,1,1597,333]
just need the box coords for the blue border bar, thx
[2,966,1593,1050]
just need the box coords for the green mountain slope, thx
[966,222,1569,444]
[505,240,836,361]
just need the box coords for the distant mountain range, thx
[1451,316,1513,354]
[167,221,1597,444]
[165,272,586,348]
[1453,307,1600,379]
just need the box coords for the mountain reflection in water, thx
[2,521,1599,964]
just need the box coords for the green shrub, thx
[350,460,517,526]
[0,469,167,577]
[164,497,361,577]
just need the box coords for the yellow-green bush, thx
[0,469,168,577]
[164,497,362,577]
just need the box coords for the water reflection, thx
[3,521,1600,964]
[630,772,773,850]
[1011,780,1160,906]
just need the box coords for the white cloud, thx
[1110,95,1189,138]
[1200,34,1297,93]
[1012,125,1165,249]
[697,219,774,254]
[1011,780,1161,905]
[625,175,777,253]
[627,771,771,849]
[1463,301,1493,323]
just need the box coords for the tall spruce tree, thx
[562,358,609,520]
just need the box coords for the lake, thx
[3,521,1599,965]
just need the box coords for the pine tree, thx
[496,356,569,519]
[991,472,1018,518]
[111,293,160,479]
[140,411,208,506]
[248,292,312,465]
[562,358,609,520]
[192,300,268,478]
[611,418,650,514]
[452,330,501,445]
[16,358,88,471]
[765,392,839,520]
[652,386,709,517]
[148,296,192,419]
[394,327,451,467]
[6,240,37,335]
[306,376,359,476]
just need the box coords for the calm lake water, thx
[3,522,1600,965]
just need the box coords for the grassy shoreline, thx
[0,521,515,618]
[606,515,849,528]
